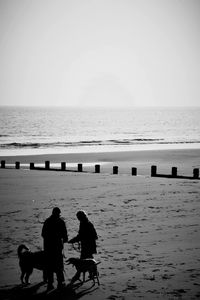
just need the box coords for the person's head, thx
[52,207,61,218]
[76,210,88,222]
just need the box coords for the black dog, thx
[17,244,47,284]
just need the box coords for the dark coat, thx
[69,220,98,258]
[42,215,68,253]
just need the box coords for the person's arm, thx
[62,221,68,243]
[41,220,47,238]
[68,235,80,244]
[68,224,81,243]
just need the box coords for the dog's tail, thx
[17,244,30,258]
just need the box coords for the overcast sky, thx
[0,0,200,107]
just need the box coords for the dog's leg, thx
[96,275,100,286]
[43,269,48,283]
[88,270,93,280]
[25,268,33,284]
[90,271,96,285]
[25,274,30,284]
[70,271,82,285]
[20,271,25,284]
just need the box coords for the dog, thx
[66,257,100,285]
[17,244,47,284]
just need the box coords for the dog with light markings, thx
[66,257,100,285]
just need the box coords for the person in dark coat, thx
[68,210,98,259]
[42,207,68,290]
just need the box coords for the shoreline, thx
[1,147,200,162]
[0,142,200,158]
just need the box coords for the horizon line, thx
[1,104,200,109]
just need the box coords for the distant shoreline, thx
[1,142,200,158]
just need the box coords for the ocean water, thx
[0,106,200,156]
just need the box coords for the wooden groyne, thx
[151,165,199,180]
[0,160,199,179]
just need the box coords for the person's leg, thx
[56,252,65,288]
[47,270,54,290]
[45,252,54,290]
[43,268,48,283]
[56,269,65,288]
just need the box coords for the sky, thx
[0,0,200,107]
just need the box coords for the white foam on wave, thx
[0,142,200,157]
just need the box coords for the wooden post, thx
[61,162,66,171]
[172,167,177,177]
[78,163,83,172]
[132,167,137,176]
[151,165,157,177]
[15,162,20,169]
[113,166,118,174]
[193,168,199,179]
[1,160,5,168]
[30,163,34,169]
[95,164,100,173]
[45,161,50,170]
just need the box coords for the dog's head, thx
[17,244,30,257]
[65,257,80,267]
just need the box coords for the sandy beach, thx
[0,148,200,299]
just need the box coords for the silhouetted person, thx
[68,210,98,259]
[42,207,68,290]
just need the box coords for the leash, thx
[63,242,80,266]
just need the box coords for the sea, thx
[0,106,200,156]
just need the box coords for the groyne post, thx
[193,168,199,179]
[45,161,50,170]
[151,165,157,177]
[132,167,137,176]
[1,160,5,168]
[78,164,83,172]
[113,166,118,174]
[30,163,34,170]
[95,164,100,173]
[172,167,177,177]
[15,162,20,169]
[61,162,66,171]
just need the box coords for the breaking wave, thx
[0,138,200,150]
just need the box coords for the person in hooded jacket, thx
[42,207,68,290]
[68,210,98,259]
